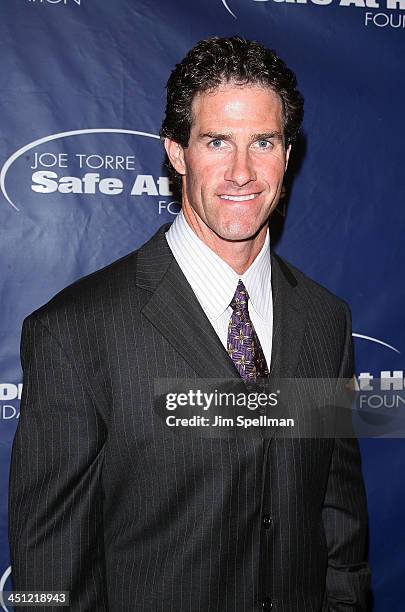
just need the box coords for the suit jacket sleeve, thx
[8,313,108,611]
[323,304,371,611]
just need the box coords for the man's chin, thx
[212,221,267,243]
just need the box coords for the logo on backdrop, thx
[0,566,11,612]
[353,332,400,355]
[0,384,22,421]
[221,0,405,29]
[0,129,180,216]
[352,333,405,431]
[28,0,81,5]
[354,331,403,393]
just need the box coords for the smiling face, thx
[165,83,291,248]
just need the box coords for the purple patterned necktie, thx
[227,279,269,381]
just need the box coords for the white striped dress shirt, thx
[165,211,273,369]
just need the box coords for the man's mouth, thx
[218,193,261,202]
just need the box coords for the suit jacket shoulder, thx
[269,252,353,380]
[26,224,173,325]
[273,251,351,316]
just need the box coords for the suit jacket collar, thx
[136,223,306,381]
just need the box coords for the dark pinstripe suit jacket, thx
[9,223,370,611]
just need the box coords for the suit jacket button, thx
[262,597,273,609]
[262,514,273,529]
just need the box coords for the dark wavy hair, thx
[160,36,304,192]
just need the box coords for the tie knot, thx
[230,280,249,315]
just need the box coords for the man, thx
[9,36,370,611]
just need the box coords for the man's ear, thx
[285,144,292,172]
[164,137,186,175]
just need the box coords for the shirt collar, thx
[165,210,272,322]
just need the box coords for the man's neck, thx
[182,209,268,275]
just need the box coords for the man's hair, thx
[160,36,304,190]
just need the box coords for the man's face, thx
[165,83,291,242]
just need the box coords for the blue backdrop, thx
[1,1,404,610]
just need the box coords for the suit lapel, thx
[137,224,240,380]
[269,252,306,380]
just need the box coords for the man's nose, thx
[224,149,256,186]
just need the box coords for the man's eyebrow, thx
[198,132,232,140]
[251,131,284,141]
[198,131,284,141]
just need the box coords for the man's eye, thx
[209,139,224,149]
[256,140,273,149]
